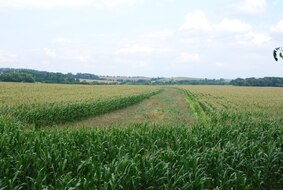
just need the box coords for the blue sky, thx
[0,0,282,78]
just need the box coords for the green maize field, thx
[0,83,282,189]
[0,83,161,126]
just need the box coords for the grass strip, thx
[182,89,210,123]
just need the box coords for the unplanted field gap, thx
[65,88,192,128]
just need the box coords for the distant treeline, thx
[0,68,101,84]
[0,68,229,85]
[231,77,283,87]
[151,78,228,85]
[101,78,228,85]
[119,79,228,85]
[1,68,283,87]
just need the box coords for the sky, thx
[0,0,282,78]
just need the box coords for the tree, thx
[231,77,283,87]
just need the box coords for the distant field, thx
[0,83,282,189]
[0,82,159,106]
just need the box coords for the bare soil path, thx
[66,88,191,127]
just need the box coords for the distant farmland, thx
[0,83,282,189]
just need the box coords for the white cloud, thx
[42,48,92,62]
[270,19,283,33]
[53,38,80,45]
[116,44,170,54]
[43,48,57,58]
[246,32,270,45]
[214,62,225,68]
[180,10,211,32]
[236,32,270,46]
[137,61,148,68]
[65,54,91,62]
[142,30,175,39]
[115,58,148,67]
[214,18,252,33]
[177,52,200,62]
[0,51,18,63]
[0,0,141,9]
[238,0,266,14]
[102,0,142,7]
[0,0,92,8]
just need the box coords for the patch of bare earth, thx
[67,88,191,128]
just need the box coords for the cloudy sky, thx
[0,0,282,78]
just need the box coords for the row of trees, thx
[0,72,35,83]
[1,68,283,87]
[0,68,101,84]
[230,77,283,87]
[0,69,77,83]
[151,78,228,85]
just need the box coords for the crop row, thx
[180,86,283,122]
[183,86,283,119]
[0,117,282,189]
[0,83,160,106]
[3,90,161,127]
